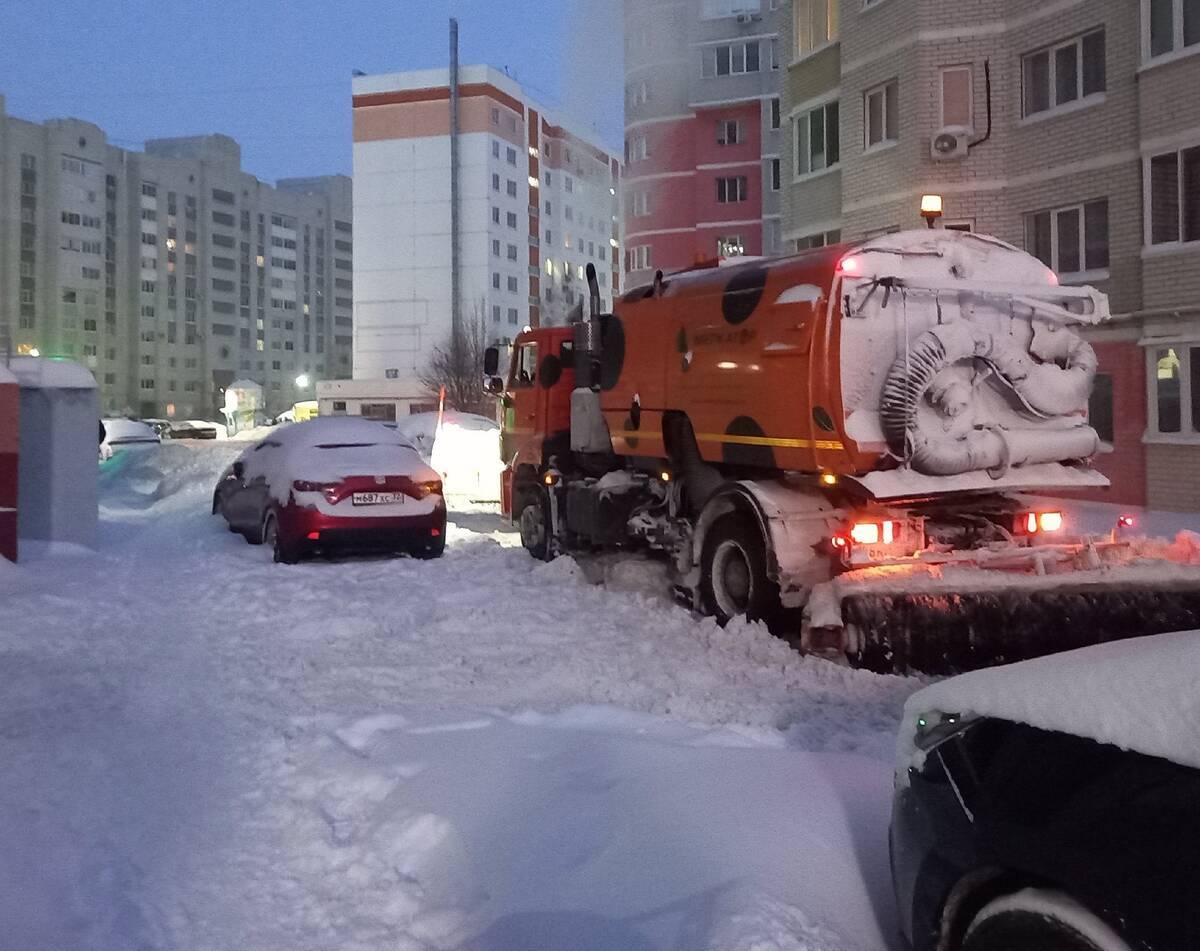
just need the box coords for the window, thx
[1147,345,1200,435]
[770,98,781,130]
[1147,145,1200,245]
[1090,373,1114,444]
[625,134,649,163]
[1024,200,1109,276]
[492,239,501,256]
[1022,31,1105,117]
[701,0,761,17]
[864,81,899,148]
[141,182,157,197]
[492,304,502,322]
[626,81,649,108]
[795,0,838,55]
[507,307,519,325]
[770,158,781,190]
[940,66,973,129]
[492,140,500,159]
[507,211,518,229]
[717,119,742,146]
[1147,0,1200,58]
[717,235,744,258]
[795,229,842,250]
[506,147,517,165]
[507,276,519,292]
[795,101,840,175]
[716,176,748,203]
[628,245,652,271]
[701,41,761,77]
[492,173,500,192]
[493,272,501,289]
[492,206,501,225]
[632,190,652,216]
[514,342,538,385]
[506,180,518,197]
[507,243,518,260]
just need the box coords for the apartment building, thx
[622,0,786,286]
[781,0,1200,509]
[350,65,620,409]
[0,93,352,419]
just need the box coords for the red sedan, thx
[213,417,446,563]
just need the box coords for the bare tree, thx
[420,302,491,416]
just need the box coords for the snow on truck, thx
[485,230,1200,673]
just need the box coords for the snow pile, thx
[901,629,1200,770]
[0,440,918,950]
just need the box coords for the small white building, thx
[11,357,99,550]
[315,377,437,422]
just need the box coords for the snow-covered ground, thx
[2,443,923,950]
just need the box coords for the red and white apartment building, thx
[342,65,620,417]
[623,0,787,284]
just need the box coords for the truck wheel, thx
[961,889,1127,951]
[518,486,553,561]
[700,513,778,625]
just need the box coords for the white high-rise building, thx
[347,65,621,414]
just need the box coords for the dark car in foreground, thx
[213,416,446,562]
[891,630,1200,951]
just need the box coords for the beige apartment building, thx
[0,94,353,419]
[781,0,1200,509]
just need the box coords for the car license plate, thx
[352,491,403,506]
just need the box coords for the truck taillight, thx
[850,520,897,546]
[838,256,862,275]
[1017,510,1065,535]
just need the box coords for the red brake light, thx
[1118,514,1136,528]
[306,531,320,541]
[850,521,880,545]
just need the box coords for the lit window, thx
[795,0,838,55]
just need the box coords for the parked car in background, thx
[100,418,162,461]
[139,418,173,439]
[168,419,227,440]
[890,631,1200,951]
[212,416,445,562]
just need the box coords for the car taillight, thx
[1117,514,1135,529]
[849,520,897,545]
[293,480,339,493]
[1016,510,1065,535]
[414,479,442,499]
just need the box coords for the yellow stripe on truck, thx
[697,432,844,452]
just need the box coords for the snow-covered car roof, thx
[271,416,415,449]
[102,418,161,445]
[901,630,1200,771]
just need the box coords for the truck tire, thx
[700,513,779,625]
[518,485,554,561]
[961,889,1129,951]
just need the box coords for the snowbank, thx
[0,439,918,951]
[901,629,1200,770]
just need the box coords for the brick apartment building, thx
[780,0,1200,509]
[622,0,787,285]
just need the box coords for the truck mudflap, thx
[805,538,1200,675]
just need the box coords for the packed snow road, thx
[0,441,920,951]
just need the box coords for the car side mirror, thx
[232,461,245,480]
[483,346,500,377]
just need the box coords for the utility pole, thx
[449,18,461,349]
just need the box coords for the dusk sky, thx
[0,0,624,182]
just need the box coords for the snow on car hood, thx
[899,629,1200,772]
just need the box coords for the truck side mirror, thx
[484,376,504,395]
[483,346,499,377]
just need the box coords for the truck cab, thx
[492,326,575,518]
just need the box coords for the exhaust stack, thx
[569,262,613,454]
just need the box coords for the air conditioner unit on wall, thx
[736,12,760,23]
[930,130,970,162]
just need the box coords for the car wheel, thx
[962,888,1131,951]
[518,485,553,561]
[700,513,779,625]
[263,510,299,564]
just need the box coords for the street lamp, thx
[295,374,310,389]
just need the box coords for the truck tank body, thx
[603,230,1107,496]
